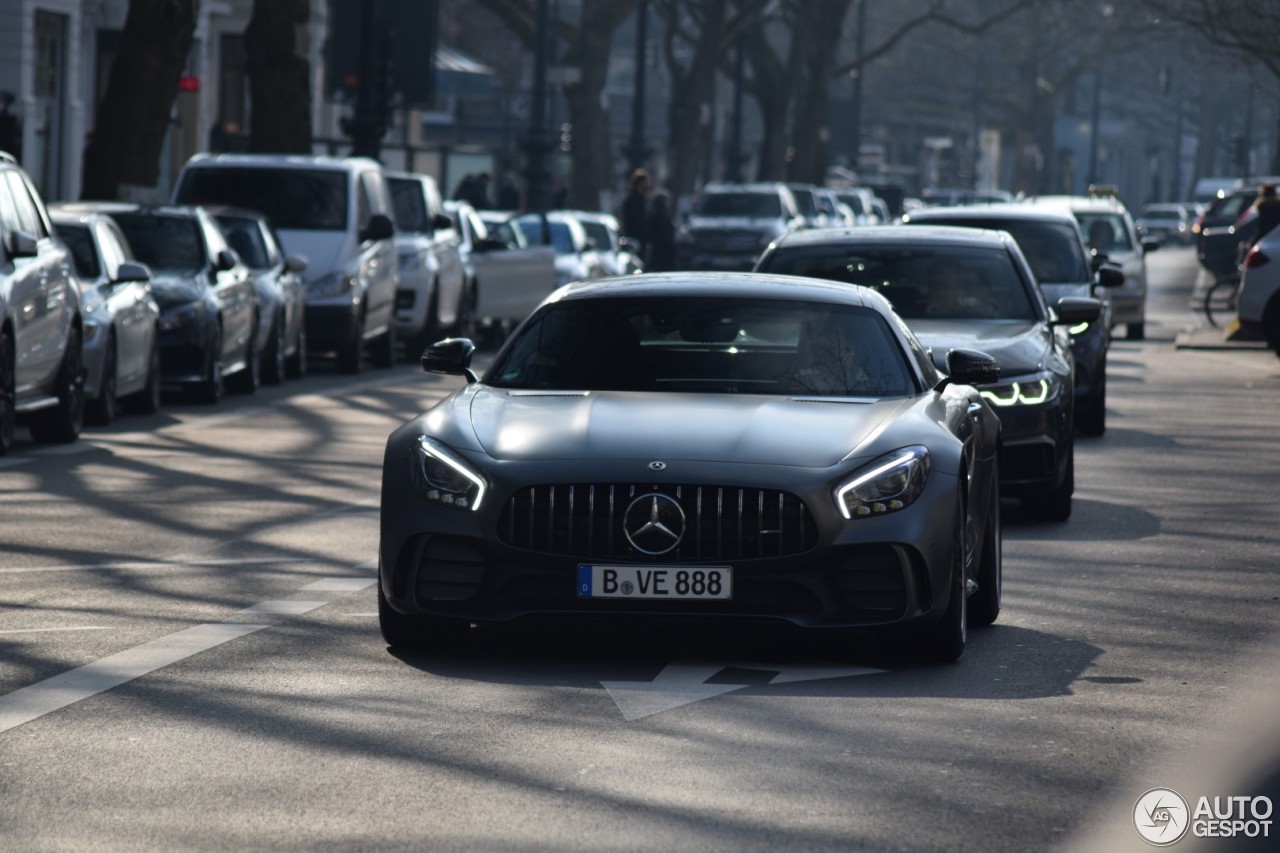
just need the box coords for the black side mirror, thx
[937,348,1000,390]
[1052,296,1102,326]
[9,229,38,259]
[284,255,308,274]
[1095,264,1125,288]
[432,213,455,232]
[361,213,395,242]
[114,261,152,283]
[421,337,478,383]
[215,249,239,272]
[1142,240,1160,254]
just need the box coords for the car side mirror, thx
[938,348,1000,391]
[284,254,308,274]
[1052,296,1102,326]
[361,213,395,242]
[476,237,509,252]
[215,249,240,271]
[432,213,455,232]
[114,261,152,283]
[1095,264,1125,288]
[1142,240,1160,254]
[8,229,38,259]
[421,337,478,383]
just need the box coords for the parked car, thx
[1026,194,1156,340]
[379,272,1003,661]
[172,153,398,373]
[1136,203,1193,246]
[1195,186,1259,281]
[0,151,84,452]
[903,204,1123,436]
[384,170,468,357]
[510,211,610,286]
[568,210,645,276]
[48,206,161,423]
[449,202,557,342]
[209,208,309,384]
[73,203,258,404]
[757,225,1099,520]
[831,186,883,226]
[676,182,805,270]
[1235,225,1280,356]
[787,183,829,229]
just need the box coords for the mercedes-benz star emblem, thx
[623,493,686,555]
[648,461,667,471]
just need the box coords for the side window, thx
[5,172,49,239]
[96,221,127,278]
[0,178,20,236]
[357,173,377,226]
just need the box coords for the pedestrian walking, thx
[620,168,651,258]
[645,190,677,272]
[1251,183,1280,246]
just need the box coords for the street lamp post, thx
[627,0,649,174]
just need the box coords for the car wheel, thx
[29,327,84,444]
[262,314,286,385]
[125,337,162,415]
[285,324,307,379]
[969,480,1002,628]
[1126,321,1145,341]
[227,316,261,394]
[337,306,364,374]
[370,319,396,368]
[1077,372,1106,438]
[1263,298,1280,358]
[192,325,225,405]
[87,335,118,426]
[920,496,967,663]
[0,328,14,455]
[377,578,469,650]
[1031,439,1074,522]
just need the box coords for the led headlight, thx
[1068,322,1092,335]
[411,436,487,511]
[978,374,1063,407]
[835,445,930,520]
[310,271,358,298]
[159,303,201,332]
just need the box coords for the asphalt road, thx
[2,247,1278,852]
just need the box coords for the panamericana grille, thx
[497,483,818,561]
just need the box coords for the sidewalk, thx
[1174,267,1269,350]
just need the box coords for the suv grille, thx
[497,483,817,562]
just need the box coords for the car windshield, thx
[175,167,348,231]
[762,245,1038,321]
[486,296,917,397]
[695,192,782,218]
[1140,210,1180,222]
[53,223,100,279]
[388,178,430,233]
[915,217,1089,283]
[1075,213,1134,252]
[112,212,205,273]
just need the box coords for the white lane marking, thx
[0,556,308,575]
[300,578,376,592]
[236,600,329,616]
[602,661,884,721]
[0,626,112,635]
[0,623,265,735]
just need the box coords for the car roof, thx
[701,182,792,194]
[1024,195,1131,215]
[182,152,381,172]
[52,201,208,219]
[771,224,1017,251]
[904,203,1079,225]
[550,271,882,308]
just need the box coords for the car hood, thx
[149,272,206,310]
[909,319,1051,376]
[456,388,908,468]
[275,230,347,283]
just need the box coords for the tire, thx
[920,497,967,663]
[86,335,118,426]
[227,316,261,394]
[1125,322,1145,341]
[192,325,225,405]
[29,328,84,444]
[124,337,162,415]
[377,578,469,650]
[1203,275,1239,328]
[285,324,307,379]
[337,308,364,374]
[261,314,286,385]
[1077,373,1106,437]
[370,319,396,369]
[1262,298,1280,358]
[0,328,14,455]
[1030,439,1074,522]
[969,482,1002,628]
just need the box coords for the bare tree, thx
[245,0,313,154]
[81,0,197,200]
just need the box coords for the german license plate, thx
[577,565,732,600]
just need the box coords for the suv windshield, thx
[695,192,782,218]
[486,296,916,397]
[388,178,430,233]
[53,223,101,279]
[112,212,205,274]
[916,217,1089,283]
[175,167,348,231]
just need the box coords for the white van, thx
[172,153,398,372]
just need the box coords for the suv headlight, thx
[978,373,1064,407]
[835,446,930,520]
[411,436,487,511]
[159,303,201,332]
[310,271,358,298]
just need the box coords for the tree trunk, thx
[245,0,313,154]
[662,0,729,204]
[81,0,197,200]
[787,0,850,185]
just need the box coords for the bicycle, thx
[1202,240,1249,327]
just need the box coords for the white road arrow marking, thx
[602,661,884,721]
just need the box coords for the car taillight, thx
[1245,247,1269,268]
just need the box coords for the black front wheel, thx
[86,335,118,426]
[29,328,85,444]
[0,329,15,455]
